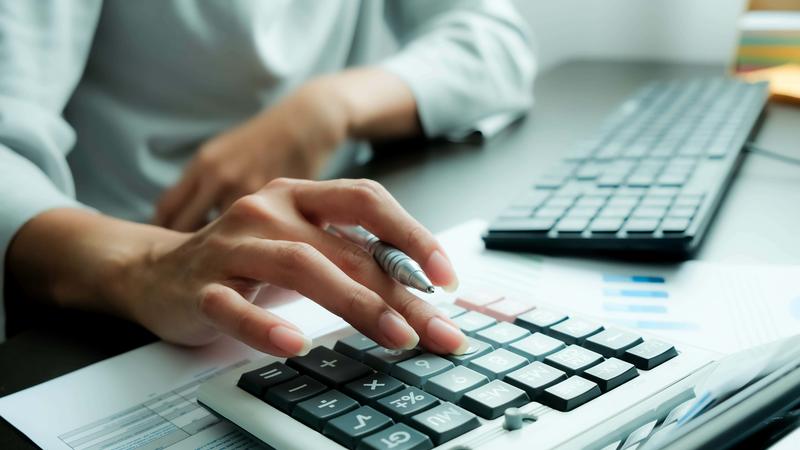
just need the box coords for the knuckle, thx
[351,179,386,206]
[197,286,224,319]
[279,241,317,270]
[336,244,372,276]
[266,177,293,190]
[343,286,378,318]
[229,194,273,221]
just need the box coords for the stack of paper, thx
[736,11,800,72]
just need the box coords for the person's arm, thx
[0,1,103,339]
[382,0,536,138]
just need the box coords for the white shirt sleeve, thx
[0,1,102,339]
[380,0,536,139]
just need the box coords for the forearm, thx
[5,208,178,317]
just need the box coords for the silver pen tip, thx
[408,270,436,294]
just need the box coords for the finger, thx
[198,283,312,356]
[304,226,469,354]
[230,238,420,350]
[169,179,221,231]
[154,166,201,227]
[283,178,458,290]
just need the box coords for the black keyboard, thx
[483,77,769,257]
[232,294,678,449]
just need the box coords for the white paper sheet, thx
[2,219,799,449]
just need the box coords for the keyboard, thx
[197,293,715,449]
[483,77,769,257]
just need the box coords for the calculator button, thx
[453,311,497,335]
[547,318,604,344]
[515,308,568,332]
[343,373,405,404]
[443,337,494,365]
[334,333,379,361]
[265,375,327,412]
[661,217,691,233]
[293,390,360,431]
[625,218,660,234]
[237,362,298,397]
[505,361,567,398]
[468,349,528,379]
[623,340,678,370]
[454,292,503,312]
[584,329,643,357]
[392,354,454,387]
[459,380,529,419]
[540,376,601,412]
[376,387,440,421]
[544,345,604,375]
[590,217,624,233]
[424,366,489,403]
[509,332,566,361]
[555,217,590,233]
[288,347,372,386]
[435,303,467,319]
[483,298,534,322]
[358,423,433,450]
[364,347,422,373]
[410,403,481,445]
[323,405,393,450]
[583,358,639,392]
[476,322,531,347]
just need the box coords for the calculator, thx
[197,293,718,449]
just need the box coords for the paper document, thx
[2,219,799,449]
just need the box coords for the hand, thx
[154,79,349,232]
[10,179,465,357]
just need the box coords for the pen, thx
[327,225,435,294]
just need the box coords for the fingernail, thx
[379,311,419,350]
[270,325,312,356]
[426,250,459,291]
[427,316,469,355]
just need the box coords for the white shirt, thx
[0,0,535,338]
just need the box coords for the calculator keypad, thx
[237,295,679,447]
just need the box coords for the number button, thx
[424,366,489,403]
[444,337,494,365]
[544,345,603,375]
[358,423,433,450]
[468,349,528,379]
[392,354,454,387]
[334,333,379,361]
[363,347,421,373]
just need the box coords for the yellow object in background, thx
[739,63,800,103]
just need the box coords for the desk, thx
[2,60,799,449]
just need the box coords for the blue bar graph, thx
[602,274,666,284]
[603,303,667,313]
[603,288,669,299]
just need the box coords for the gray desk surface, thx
[2,60,799,449]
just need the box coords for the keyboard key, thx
[469,349,528,379]
[324,405,393,450]
[364,347,421,373]
[556,217,590,233]
[288,347,371,386]
[624,218,660,233]
[533,208,567,220]
[504,361,567,398]
[623,340,678,370]
[237,362,298,398]
[410,403,481,446]
[443,337,494,365]
[358,423,433,450]
[515,308,568,332]
[631,206,667,219]
[490,218,556,233]
[476,322,530,347]
[454,292,503,312]
[584,329,643,358]
[483,298,534,322]
[548,318,604,344]
[335,333,379,361]
[293,390,359,431]
[583,358,639,392]
[540,376,601,412]
[343,373,405,404]
[453,311,497,335]
[509,332,566,361]
[435,303,467,319]
[424,366,489,403]
[590,217,624,233]
[392,354,454,387]
[376,387,440,421]
[459,380,529,419]
[544,345,603,375]
[661,217,691,233]
[265,375,327,413]
[667,205,696,218]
